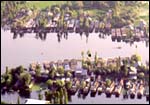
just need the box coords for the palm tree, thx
[59,88,64,104]
[63,88,68,104]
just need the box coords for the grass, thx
[26,1,66,9]
[31,83,41,91]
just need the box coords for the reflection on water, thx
[1,91,149,104]
[12,31,149,47]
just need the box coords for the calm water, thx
[1,29,149,104]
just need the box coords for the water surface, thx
[1,29,149,104]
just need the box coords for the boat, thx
[114,85,122,97]
[83,78,91,95]
[105,82,115,98]
[90,81,99,97]
[97,85,103,95]
[129,83,136,99]
[137,84,144,99]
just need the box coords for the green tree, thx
[66,81,72,89]
[20,72,31,85]
[6,74,13,86]
[138,72,145,79]
[38,92,43,100]
[64,88,68,104]
[106,79,112,87]
[57,66,64,74]
[72,1,83,9]
[17,96,20,104]
[46,79,53,87]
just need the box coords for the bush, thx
[66,81,72,89]
[106,79,112,87]
[1,101,9,104]
[46,79,53,87]
[57,66,64,74]
[138,72,145,79]
[20,72,31,85]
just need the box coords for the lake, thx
[1,29,149,104]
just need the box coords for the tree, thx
[131,54,142,62]
[20,72,31,85]
[35,65,41,77]
[138,72,145,79]
[38,92,43,100]
[17,96,20,104]
[59,88,64,104]
[64,88,68,104]
[106,79,112,87]
[57,66,64,74]
[66,1,72,8]
[16,65,24,74]
[6,74,13,86]
[123,65,128,77]
[46,79,53,87]
[65,81,72,89]
[66,71,72,77]
[49,70,56,79]
[72,1,83,9]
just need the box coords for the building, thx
[129,66,137,80]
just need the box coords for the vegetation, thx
[38,92,43,100]
[17,96,20,104]
[31,84,41,91]
[106,79,112,87]
[1,101,9,104]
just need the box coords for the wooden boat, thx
[97,85,103,95]
[114,79,123,97]
[105,82,115,98]
[90,81,99,97]
[114,85,122,97]
[137,84,144,99]
[129,83,136,99]
[69,78,80,95]
[83,78,91,95]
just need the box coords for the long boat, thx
[137,84,145,99]
[105,81,115,98]
[90,81,99,97]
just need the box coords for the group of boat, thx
[27,56,149,101]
